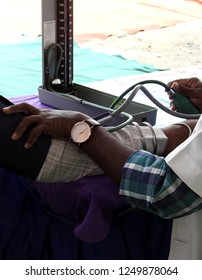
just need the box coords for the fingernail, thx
[171,82,179,90]
[11,133,17,140]
[24,142,30,149]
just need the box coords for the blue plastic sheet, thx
[0,37,159,98]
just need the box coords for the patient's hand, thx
[3,103,89,148]
[167,77,202,112]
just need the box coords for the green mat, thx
[0,37,160,98]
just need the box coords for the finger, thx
[168,93,173,100]
[24,125,45,148]
[170,82,179,91]
[170,100,177,111]
[171,83,196,98]
[11,115,43,141]
[167,78,191,88]
[2,103,39,115]
[167,80,175,88]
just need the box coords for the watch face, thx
[71,122,91,143]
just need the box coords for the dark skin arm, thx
[160,119,197,156]
[80,119,196,184]
[2,103,197,185]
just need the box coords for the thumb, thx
[171,82,193,97]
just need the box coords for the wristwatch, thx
[70,118,101,144]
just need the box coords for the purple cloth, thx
[28,176,128,243]
[0,167,172,259]
[10,94,51,109]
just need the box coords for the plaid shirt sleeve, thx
[120,150,202,218]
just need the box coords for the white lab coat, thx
[165,115,202,259]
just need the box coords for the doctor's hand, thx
[167,77,202,112]
[3,103,89,148]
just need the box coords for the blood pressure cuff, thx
[0,95,51,180]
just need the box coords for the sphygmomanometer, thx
[44,43,200,133]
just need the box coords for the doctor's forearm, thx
[80,120,197,184]
[81,126,135,184]
[161,119,197,156]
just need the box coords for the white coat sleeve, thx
[165,115,202,197]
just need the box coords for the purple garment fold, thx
[28,175,128,243]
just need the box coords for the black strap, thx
[0,96,51,180]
